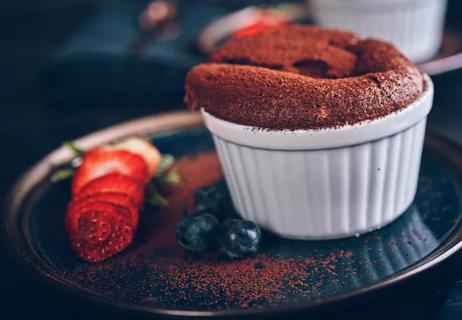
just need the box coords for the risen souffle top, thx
[184,25,424,130]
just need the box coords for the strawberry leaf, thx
[50,168,75,183]
[145,185,170,207]
[145,155,180,208]
[155,165,180,184]
[50,142,86,183]
[157,154,175,175]
[64,141,85,157]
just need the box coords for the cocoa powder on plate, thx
[71,152,355,309]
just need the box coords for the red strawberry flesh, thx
[75,173,145,208]
[69,192,139,228]
[72,149,148,195]
[78,210,113,245]
[66,201,134,262]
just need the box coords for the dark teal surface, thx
[22,127,462,312]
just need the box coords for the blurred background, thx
[1,0,462,319]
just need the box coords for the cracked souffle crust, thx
[184,25,424,130]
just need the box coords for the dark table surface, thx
[1,0,462,319]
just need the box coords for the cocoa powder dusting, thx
[144,255,322,309]
[70,152,356,310]
[37,141,459,312]
[131,152,224,258]
[137,152,330,308]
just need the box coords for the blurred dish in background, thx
[199,2,462,76]
[198,3,308,54]
[310,0,448,63]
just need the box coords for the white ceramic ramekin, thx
[310,0,447,62]
[202,75,433,240]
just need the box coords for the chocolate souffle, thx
[185,25,424,130]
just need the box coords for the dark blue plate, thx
[3,112,462,318]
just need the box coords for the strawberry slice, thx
[233,21,285,38]
[102,138,162,177]
[72,148,148,195]
[69,192,139,228]
[76,173,145,208]
[66,201,134,262]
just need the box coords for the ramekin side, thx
[212,120,426,239]
[202,76,433,239]
[311,0,447,62]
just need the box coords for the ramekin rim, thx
[201,74,433,150]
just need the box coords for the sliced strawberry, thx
[67,200,134,234]
[102,138,162,177]
[69,192,139,228]
[76,173,145,208]
[72,148,148,195]
[233,22,285,38]
[66,202,133,262]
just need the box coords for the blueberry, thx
[218,219,262,258]
[194,184,222,214]
[176,213,219,252]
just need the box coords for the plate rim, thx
[3,111,462,318]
